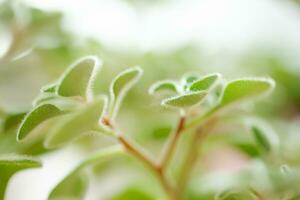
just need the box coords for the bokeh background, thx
[1,0,300,199]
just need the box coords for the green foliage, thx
[162,91,207,108]
[189,73,221,92]
[45,96,107,148]
[109,187,154,200]
[148,80,178,95]
[17,104,63,141]
[109,67,143,119]
[57,56,102,100]
[49,146,123,200]
[0,154,41,199]
[252,126,271,153]
[220,78,275,107]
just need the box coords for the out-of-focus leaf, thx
[109,187,154,200]
[220,78,275,107]
[45,96,107,148]
[2,112,26,131]
[251,126,271,153]
[189,73,221,92]
[232,142,261,158]
[57,56,102,100]
[17,104,63,141]
[0,154,42,199]
[109,67,143,119]
[49,145,123,200]
[162,91,207,108]
[217,190,255,200]
[148,80,178,95]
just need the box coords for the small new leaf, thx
[109,66,143,119]
[41,82,58,93]
[189,73,221,92]
[17,104,63,141]
[162,91,207,108]
[57,56,102,100]
[45,96,107,149]
[148,80,178,95]
[220,78,275,107]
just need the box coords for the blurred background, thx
[1,0,300,199]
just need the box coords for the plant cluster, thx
[0,54,290,200]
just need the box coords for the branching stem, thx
[159,115,186,171]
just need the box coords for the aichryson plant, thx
[3,55,299,200]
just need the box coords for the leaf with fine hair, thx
[148,80,178,96]
[48,145,123,200]
[45,96,107,149]
[41,82,58,93]
[109,66,143,119]
[17,104,63,141]
[162,91,207,108]
[189,73,221,92]
[0,154,42,199]
[57,55,102,101]
[220,78,275,107]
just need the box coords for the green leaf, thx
[162,91,207,108]
[220,78,275,107]
[49,145,123,200]
[57,56,102,100]
[17,104,63,141]
[189,73,221,92]
[109,67,143,119]
[45,96,107,148]
[109,187,154,200]
[3,112,26,131]
[148,80,178,95]
[0,154,42,199]
[41,82,58,93]
[251,126,271,152]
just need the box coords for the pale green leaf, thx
[148,80,178,95]
[162,91,207,108]
[17,104,63,141]
[0,154,42,199]
[57,56,102,100]
[48,145,123,200]
[109,67,143,119]
[220,78,275,106]
[189,73,221,92]
[45,96,107,148]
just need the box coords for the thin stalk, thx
[177,117,218,198]
[105,119,175,199]
[118,134,175,199]
[159,115,186,171]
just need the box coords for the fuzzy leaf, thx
[189,73,221,92]
[148,80,178,95]
[220,78,275,106]
[0,154,42,199]
[109,67,142,118]
[57,56,101,100]
[41,82,57,93]
[45,96,107,148]
[162,91,207,108]
[17,104,63,141]
[49,145,123,200]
